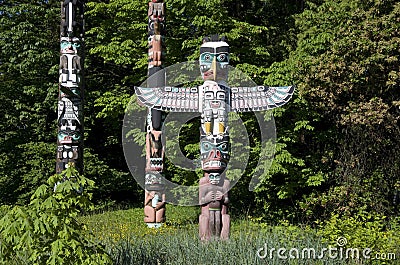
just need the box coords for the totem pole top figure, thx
[135,42,294,113]
[200,35,229,83]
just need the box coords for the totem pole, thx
[56,0,85,175]
[143,0,167,228]
[135,34,294,239]
[197,36,231,240]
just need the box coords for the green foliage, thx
[84,0,400,222]
[0,142,54,205]
[0,165,111,265]
[84,149,139,204]
[251,0,400,222]
[0,1,59,206]
[0,0,59,145]
[317,212,400,260]
[0,0,134,205]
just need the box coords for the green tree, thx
[0,0,59,204]
[258,0,400,221]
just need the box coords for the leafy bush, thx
[0,165,111,265]
[317,211,400,262]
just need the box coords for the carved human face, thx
[200,135,230,171]
[208,173,221,185]
[199,41,229,81]
[60,37,80,54]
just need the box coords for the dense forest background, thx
[1,0,399,223]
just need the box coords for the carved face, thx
[58,129,81,144]
[199,41,229,81]
[60,37,80,54]
[148,2,165,35]
[200,135,230,171]
[208,173,221,185]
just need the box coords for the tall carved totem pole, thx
[57,1,85,175]
[143,0,167,228]
[136,34,294,239]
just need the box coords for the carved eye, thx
[72,133,80,140]
[216,92,225,100]
[204,53,212,62]
[202,142,212,151]
[72,38,80,48]
[60,41,68,49]
[205,92,214,99]
[220,143,228,151]
[217,54,226,62]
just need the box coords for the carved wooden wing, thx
[135,86,200,112]
[230,85,295,112]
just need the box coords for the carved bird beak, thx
[211,56,217,81]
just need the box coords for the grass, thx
[81,206,199,243]
[1,203,398,264]
[80,205,378,265]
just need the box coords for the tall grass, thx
[82,206,365,265]
[2,204,397,264]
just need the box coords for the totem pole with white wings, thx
[136,33,294,239]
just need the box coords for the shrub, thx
[0,164,112,265]
[317,211,400,262]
